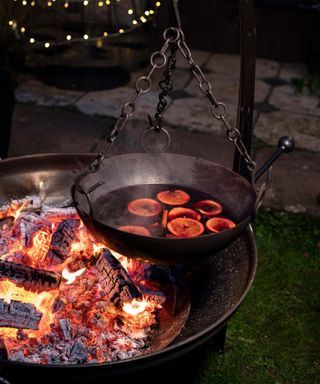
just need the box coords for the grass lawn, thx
[195,209,320,384]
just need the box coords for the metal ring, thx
[211,102,228,119]
[135,76,152,94]
[141,127,171,153]
[121,102,135,117]
[150,51,167,69]
[163,27,180,43]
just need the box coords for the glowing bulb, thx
[21,27,26,33]
[83,34,89,40]
[44,42,50,48]
[132,20,137,25]
[106,0,110,4]
[156,1,161,6]
[8,20,14,26]
[145,10,150,15]
[64,2,69,7]
[98,1,103,6]
[140,16,147,23]
[103,32,108,37]
[119,28,124,33]
[150,9,154,14]
[66,35,72,40]
[22,0,27,5]
[31,1,36,6]
[128,8,133,14]
[30,38,35,44]
[47,1,52,6]
[83,0,88,5]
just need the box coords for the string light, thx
[8,1,161,49]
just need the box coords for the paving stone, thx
[269,84,320,117]
[279,62,308,81]
[255,148,320,217]
[254,110,320,152]
[256,58,280,79]
[75,87,164,121]
[15,79,84,107]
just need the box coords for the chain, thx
[92,27,180,168]
[177,29,257,177]
[153,42,178,130]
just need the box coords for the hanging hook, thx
[172,0,182,29]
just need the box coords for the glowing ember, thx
[0,197,167,364]
[123,298,147,316]
[62,268,86,285]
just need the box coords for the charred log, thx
[45,219,80,265]
[0,299,42,330]
[95,249,142,308]
[0,260,61,292]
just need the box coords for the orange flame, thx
[122,298,147,316]
[62,267,86,285]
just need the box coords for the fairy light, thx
[9,0,161,48]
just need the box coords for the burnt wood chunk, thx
[0,299,42,330]
[45,219,80,265]
[0,260,61,292]
[96,249,142,308]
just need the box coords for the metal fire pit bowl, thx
[0,153,257,384]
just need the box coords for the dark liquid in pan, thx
[95,184,237,238]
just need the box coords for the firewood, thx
[0,299,42,330]
[95,249,142,308]
[0,260,62,292]
[45,219,80,265]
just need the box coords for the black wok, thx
[72,152,254,264]
[72,136,294,264]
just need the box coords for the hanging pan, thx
[72,28,294,264]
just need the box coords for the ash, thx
[0,196,166,364]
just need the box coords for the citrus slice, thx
[118,225,151,236]
[128,198,162,217]
[206,217,236,233]
[168,207,201,221]
[157,189,190,206]
[167,217,204,238]
[194,199,222,216]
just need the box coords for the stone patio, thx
[9,51,320,217]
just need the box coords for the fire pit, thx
[0,154,256,384]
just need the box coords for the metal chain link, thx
[177,29,257,177]
[92,27,181,167]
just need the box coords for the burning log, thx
[70,341,88,363]
[95,249,142,308]
[0,260,62,292]
[0,299,42,330]
[45,219,80,265]
[59,319,72,341]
